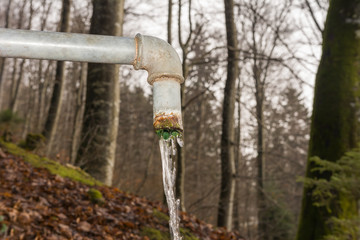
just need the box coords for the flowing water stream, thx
[159,136,184,240]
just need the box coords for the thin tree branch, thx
[304,0,323,34]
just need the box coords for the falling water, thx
[159,136,183,240]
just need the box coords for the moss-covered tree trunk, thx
[75,0,124,186]
[296,1,360,239]
[217,0,239,230]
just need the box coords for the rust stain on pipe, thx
[153,112,183,132]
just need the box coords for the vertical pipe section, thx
[152,79,183,132]
[0,28,135,64]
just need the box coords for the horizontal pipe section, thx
[0,28,136,64]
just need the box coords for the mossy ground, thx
[87,188,105,205]
[153,208,170,223]
[140,227,199,240]
[141,227,170,240]
[0,139,102,186]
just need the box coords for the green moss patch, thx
[0,140,102,186]
[180,228,199,240]
[153,208,170,223]
[150,209,199,240]
[87,188,105,205]
[141,227,170,240]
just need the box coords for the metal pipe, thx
[0,28,135,64]
[134,34,184,137]
[0,28,184,135]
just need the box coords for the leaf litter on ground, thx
[0,144,244,240]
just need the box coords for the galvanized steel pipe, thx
[0,28,184,133]
[0,28,135,64]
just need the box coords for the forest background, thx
[0,0,329,239]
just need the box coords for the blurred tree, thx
[75,0,125,185]
[296,1,360,239]
[113,81,158,198]
[167,0,172,44]
[9,0,33,112]
[238,1,294,237]
[176,0,194,212]
[70,0,92,163]
[217,0,238,230]
[183,27,223,223]
[42,0,72,156]
[264,87,310,239]
[0,0,12,90]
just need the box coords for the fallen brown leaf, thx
[77,221,91,232]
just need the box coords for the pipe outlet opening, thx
[152,78,183,140]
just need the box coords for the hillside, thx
[0,141,243,240]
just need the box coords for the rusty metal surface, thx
[152,79,183,132]
[154,112,183,140]
[0,28,135,64]
[153,112,183,131]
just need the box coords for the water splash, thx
[159,136,182,240]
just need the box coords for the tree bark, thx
[176,51,187,212]
[71,63,87,164]
[43,0,72,155]
[167,0,172,44]
[297,1,360,239]
[217,0,238,230]
[9,0,29,112]
[0,0,12,108]
[75,0,124,186]
[233,75,241,230]
[36,0,53,133]
[176,0,193,212]
[255,82,266,239]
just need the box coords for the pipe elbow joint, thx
[133,34,184,135]
[133,33,184,85]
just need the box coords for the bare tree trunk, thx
[167,0,172,44]
[76,0,125,186]
[10,60,25,112]
[217,0,238,230]
[176,57,187,212]
[70,62,87,164]
[43,0,72,155]
[9,0,29,112]
[162,0,173,205]
[195,99,205,189]
[176,0,193,213]
[38,61,54,130]
[35,0,53,133]
[233,75,242,230]
[22,75,35,138]
[0,0,12,109]
[255,83,266,239]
